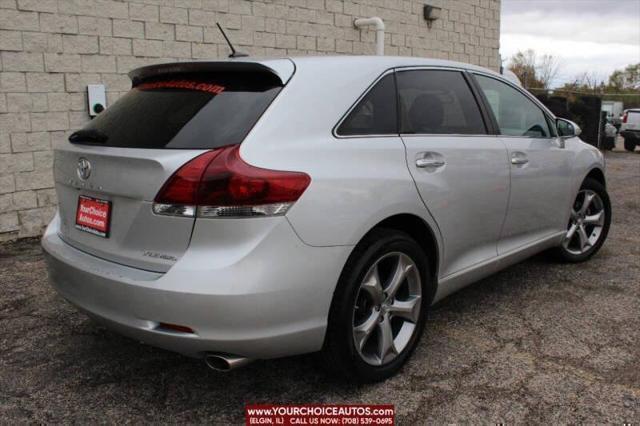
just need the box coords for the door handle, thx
[415,152,445,168]
[416,158,445,168]
[511,152,529,165]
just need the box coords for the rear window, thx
[397,70,487,135]
[70,72,282,149]
[336,74,398,136]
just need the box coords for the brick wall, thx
[0,0,500,241]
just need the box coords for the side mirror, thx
[557,118,582,138]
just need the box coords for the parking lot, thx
[1,147,638,423]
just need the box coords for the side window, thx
[396,70,486,135]
[337,74,397,136]
[475,75,551,138]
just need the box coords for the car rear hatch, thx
[54,59,294,272]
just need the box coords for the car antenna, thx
[216,22,248,58]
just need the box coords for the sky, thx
[500,0,640,88]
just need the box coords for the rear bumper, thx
[42,213,351,359]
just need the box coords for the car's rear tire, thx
[624,137,636,152]
[551,178,611,263]
[320,228,431,383]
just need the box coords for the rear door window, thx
[70,72,282,149]
[397,70,487,135]
[337,73,398,136]
[474,74,551,138]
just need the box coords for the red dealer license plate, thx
[75,195,111,238]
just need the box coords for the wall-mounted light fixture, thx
[423,5,442,29]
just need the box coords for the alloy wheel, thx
[563,189,606,255]
[352,252,422,366]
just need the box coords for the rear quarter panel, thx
[238,58,443,254]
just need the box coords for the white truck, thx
[620,109,640,151]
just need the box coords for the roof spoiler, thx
[128,59,296,86]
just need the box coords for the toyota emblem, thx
[77,158,92,180]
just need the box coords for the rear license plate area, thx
[75,195,111,238]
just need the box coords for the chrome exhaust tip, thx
[204,353,252,372]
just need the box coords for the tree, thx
[607,63,640,91]
[537,54,562,90]
[508,50,542,89]
[556,64,640,110]
[608,70,626,92]
[561,65,640,94]
[570,72,606,93]
[507,49,562,89]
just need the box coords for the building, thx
[0,0,501,240]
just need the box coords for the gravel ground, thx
[1,147,638,424]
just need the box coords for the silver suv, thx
[43,56,610,382]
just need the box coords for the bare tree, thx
[508,49,540,88]
[508,49,562,89]
[537,54,562,90]
[572,72,606,93]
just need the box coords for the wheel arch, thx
[585,167,606,188]
[366,214,440,304]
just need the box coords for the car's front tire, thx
[321,228,431,383]
[552,177,611,262]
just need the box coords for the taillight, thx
[153,150,220,217]
[622,112,628,123]
[153,145,310,218]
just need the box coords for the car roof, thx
[289,55,501,76]
[129,55,503,87]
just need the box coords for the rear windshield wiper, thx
[69,129,108,144]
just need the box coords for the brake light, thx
[153,145,310,218]
[622,112,628,123]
